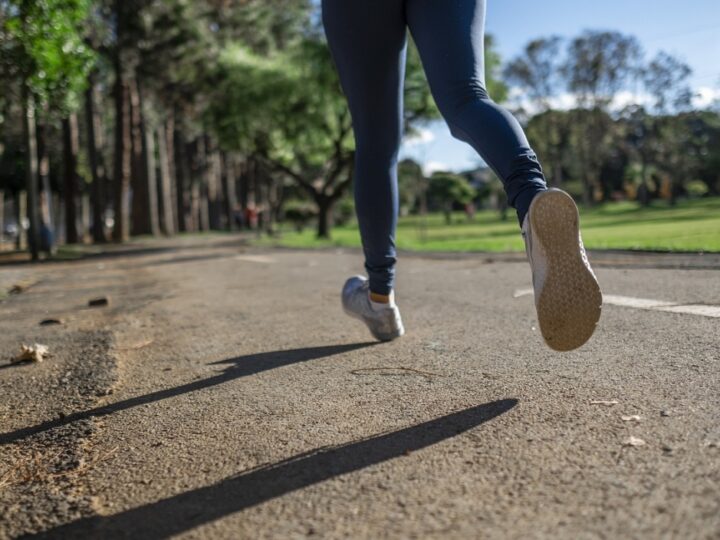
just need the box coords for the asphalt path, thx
[1,237,718,539]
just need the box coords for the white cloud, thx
[422,161,449,176]
[610,90,653,110]
[507,86,720,113]
[693,86,720,109]
[403,128,435,147]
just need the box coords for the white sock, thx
[369,291,396,311]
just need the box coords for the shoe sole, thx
[342,306,404,342]
[529,190,602,351]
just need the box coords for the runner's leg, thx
[322,0,407,295]
[406,0,547,223]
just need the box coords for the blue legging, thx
[322,0,547,295]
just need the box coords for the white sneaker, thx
[342,276,405,342]
[522,189,602,351]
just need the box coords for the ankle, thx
[369,291,391,304]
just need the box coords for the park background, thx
[1,0,719,259]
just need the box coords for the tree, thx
[427,172,476,224]
[619,52,694,205]
[62,113,80,243]
[563,31,642,204]
[504,37,568,186]
[504,36,564,112]
[397,159,427,216]
[1,0,95,257]
[644,52,693,114]
[208,36,440,238]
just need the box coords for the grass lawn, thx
[257,197,720,253]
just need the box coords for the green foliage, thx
[333,197,355,226]
[397,158,427,215]
[503,36,563,109]
[404,39,441,123]
[564,30,642,108]
[282,199,316,231]
[483,34,509,103]
[644,52,693,113]
[208,39,346,167]
[686,180,709,198]
[428,172,476,223]
[207,0,313,55]
[1,0,96,113]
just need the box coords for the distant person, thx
[324,0,602,351]
[464,201,476,221]
[244,204,259,231]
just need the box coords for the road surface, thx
[1,236,718,539]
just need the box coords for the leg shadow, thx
[37,399,518,539]
[0,343,375,445]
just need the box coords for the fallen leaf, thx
[40,318,63,326]
[621,415,642,422]
[623,436,646,447]
[9,281,34,294]
[12,343,50,364]
[590,400,619,406]
[88,297,110,307]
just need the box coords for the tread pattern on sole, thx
[529,190,602,352]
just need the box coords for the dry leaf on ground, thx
[9,281,34,294]
[623,436,646,447]
[11,343,50,364]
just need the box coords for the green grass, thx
[258,197,720,253]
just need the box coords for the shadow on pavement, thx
[0,362,27,371]
[0,343,375,446]
[36,399,518,539]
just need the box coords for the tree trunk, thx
[173,123,190,232]
[157,125,176,235]
[165,117,179,233]
[188,139,202,232]
[15,191,27,251]
[112,69,132,243]
[129,78,155,235]
[81,194,91,240]
[62,114,80,244]
[220,152,237,231]
[197,137,210,231]
[639,160,650,207]
[143,119,160,234]
[22,85,40,260]
[316,196,333,239]
[37,120,54,247]
[85,74,107,243]
[553,158,564,188]
[205,137,222,230]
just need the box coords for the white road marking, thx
[234,255,276,264]
[513,287,534,298]
[603,294,674,310]
[513,289,720,318]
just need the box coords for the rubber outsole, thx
[528,190,602,352]
[342,306,404,342]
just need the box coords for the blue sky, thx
[398,0,720,173]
